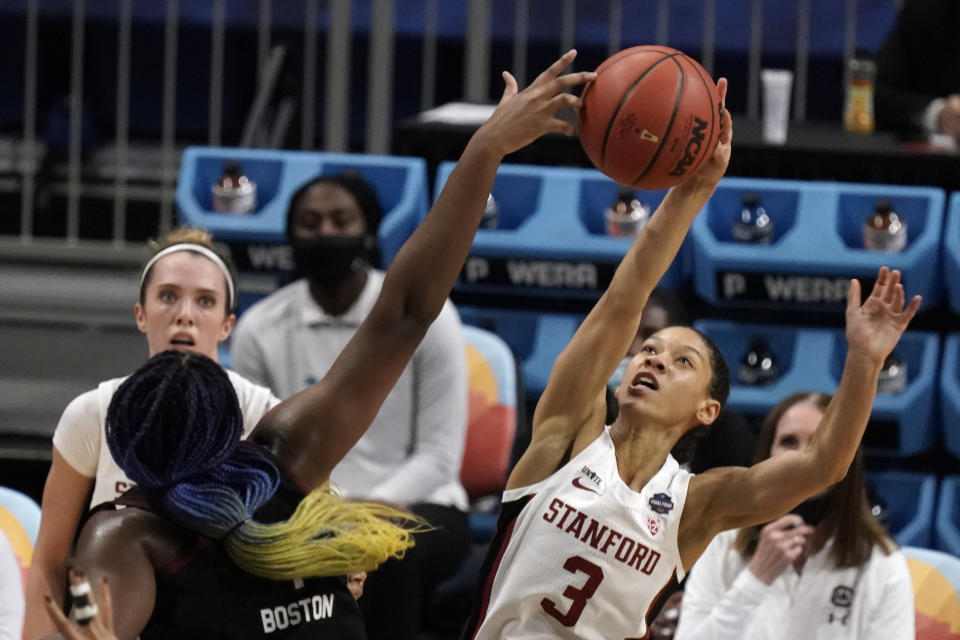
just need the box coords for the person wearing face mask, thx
[230,172,470,640]
[675,391,914,640]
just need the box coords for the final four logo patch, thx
[649,492,674,515]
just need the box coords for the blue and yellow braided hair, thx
[105,350,425,580]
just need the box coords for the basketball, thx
[578,46,723,190]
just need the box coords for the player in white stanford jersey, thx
[469,427,692,640]
[464,79,921,639]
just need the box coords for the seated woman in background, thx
[675,391,914,640]
[25,227,280,638]
[231,170,471,640]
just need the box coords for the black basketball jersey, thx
[141,539,364,639]
[108,478,366,639]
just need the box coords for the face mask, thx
[790,491,831,526]
[753,490,832,546]
[292,236,370,286]
[607,356,634,391]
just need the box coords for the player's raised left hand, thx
[845,267,921,367]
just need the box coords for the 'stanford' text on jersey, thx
[464,427,691,640]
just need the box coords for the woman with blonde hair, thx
[25,226,280,637]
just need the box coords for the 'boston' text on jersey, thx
[260,593,335,633]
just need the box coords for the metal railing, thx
[0,0,900,251]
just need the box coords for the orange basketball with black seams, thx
[578,45,723,190]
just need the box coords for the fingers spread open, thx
[901,295,922,322]
[552,70,598,92]
[882,270,901,304]
[535,49,578,86]
[892,283,905,311]
[549,92,581,112]
[872,266,889,297]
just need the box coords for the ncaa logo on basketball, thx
[577,45,720,189]
[648,492,674,515]
[667,116,708,177]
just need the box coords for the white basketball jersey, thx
[465,427,691,640]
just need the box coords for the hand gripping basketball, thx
[476,49,597,159]
[578,45,725,190]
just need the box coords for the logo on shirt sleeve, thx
[648,492,674,515]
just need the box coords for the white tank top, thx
[53,370,279,509]
[467,427,691,640]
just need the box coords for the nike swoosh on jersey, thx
[571,476,600,494]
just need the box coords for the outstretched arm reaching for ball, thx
[680,267,920,570]
[253,51,596,492]
[507,78,733,491]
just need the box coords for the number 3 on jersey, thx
[540,555,605,627]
